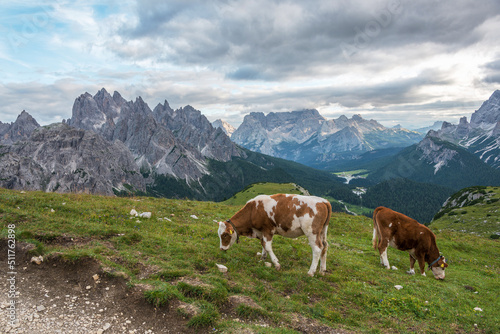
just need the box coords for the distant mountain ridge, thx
[230,110,424,169]
[368,133,500,190]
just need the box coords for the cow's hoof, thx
[406,269,415,275]
[275,264,281,271]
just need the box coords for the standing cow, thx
[372,206,448,279]
[217,194,332,276]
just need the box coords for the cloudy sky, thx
[1,0,499,129]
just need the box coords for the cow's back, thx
[248,194,330,233]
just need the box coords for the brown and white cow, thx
[372,206,448,279]
[218,194,332,276]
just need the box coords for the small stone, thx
[190,214,198,219]
[394,285,403,290]
[36,305,46,312]
[265,262,272,268]
[474,307,483,312]
[97,330,104,334]
[215,264,228,273]
[391,266,398,270]
[103,323,111,330]
[31,256,43,265]
[139,212,152,218]
[86,286,92,290]
[93,274,100,281]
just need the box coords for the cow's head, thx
[429,256,448,280]
[218,221,238,251]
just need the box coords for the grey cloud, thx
[109,0,500,81]
[483,59,500,84]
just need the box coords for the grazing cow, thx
[372,206,448,279]
[218,194,332,276]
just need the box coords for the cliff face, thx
[68,88,244,181]
[0,123,145,195]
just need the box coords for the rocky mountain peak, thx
[0,110,40,144]
[471,90,500,125]
[212,119,236,137]
[418,135,458,174]
[352,114,363,122]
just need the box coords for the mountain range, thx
[0,89,346,200]
[228,110,425,169]
[1,88,499,212]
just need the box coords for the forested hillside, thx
[362,178,454,224]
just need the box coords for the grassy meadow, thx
[1,187,499,333]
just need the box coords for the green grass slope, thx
[221,182,307,206]
[1,188,499,333]
[430,186,500,238]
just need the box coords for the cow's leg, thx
[378,239,390,269]
[416,255,426,276]
[260,246,268,260]
[261,237,280,270]
[306,233,323,276]
[319,226,329,275]
[372,227,378,249]
[407,254,416,275]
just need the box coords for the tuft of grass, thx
[144,283,182,307]
[177,282,228,306]
[187,301,220,328]
[236,304,271,320]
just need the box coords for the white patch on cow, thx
[431,266,446,280]
[420,232,423,234]
[388,223,392,227]
[217,222,237,250]
[295,195,327,215]
[407,268,415,275]
[254,196,278,223]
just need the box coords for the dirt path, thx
[0,242,200,334]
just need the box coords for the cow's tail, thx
[372,207,383,249]
[321,201,332,243]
